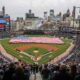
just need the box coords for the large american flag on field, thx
[9,36,64,44]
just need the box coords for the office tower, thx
[50,9,54,17]
[44,11,47,20]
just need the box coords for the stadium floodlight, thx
[72,6,80,62]
[79,8,80,13]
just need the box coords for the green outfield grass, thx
[0,38,71,64]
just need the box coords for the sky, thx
[0,0,80,20]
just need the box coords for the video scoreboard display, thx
[0,19,6,30]
[0,15,11,30]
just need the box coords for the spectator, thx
[74,64,80,80]
[2,63,15,80]
[70,63,77,80]
[12,66,25,80]
[24,65,30,80]
[41,64,50,80]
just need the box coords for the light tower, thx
[50,9,54,17]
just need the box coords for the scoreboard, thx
[0,15,11,30]
[0,19,6,30]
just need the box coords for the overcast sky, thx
[0,0,80,20]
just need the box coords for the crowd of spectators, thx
[0,59,80,80]
[0,53,11,67]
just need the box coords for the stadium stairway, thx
[30,72,42,80]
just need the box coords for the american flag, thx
[9,36,64,44]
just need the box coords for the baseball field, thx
[0,36,71,64]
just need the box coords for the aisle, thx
[30,72,42,80]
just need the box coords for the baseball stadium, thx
[0,3,80,80]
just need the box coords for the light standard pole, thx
[73,6,80,28]
[73,6,80,29]
[73,6,80,62]
[74,6,80,45]
[73,6,76,28]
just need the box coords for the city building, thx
[44,11,48,21]
[25,9,38,19]
[12,10,43,31]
